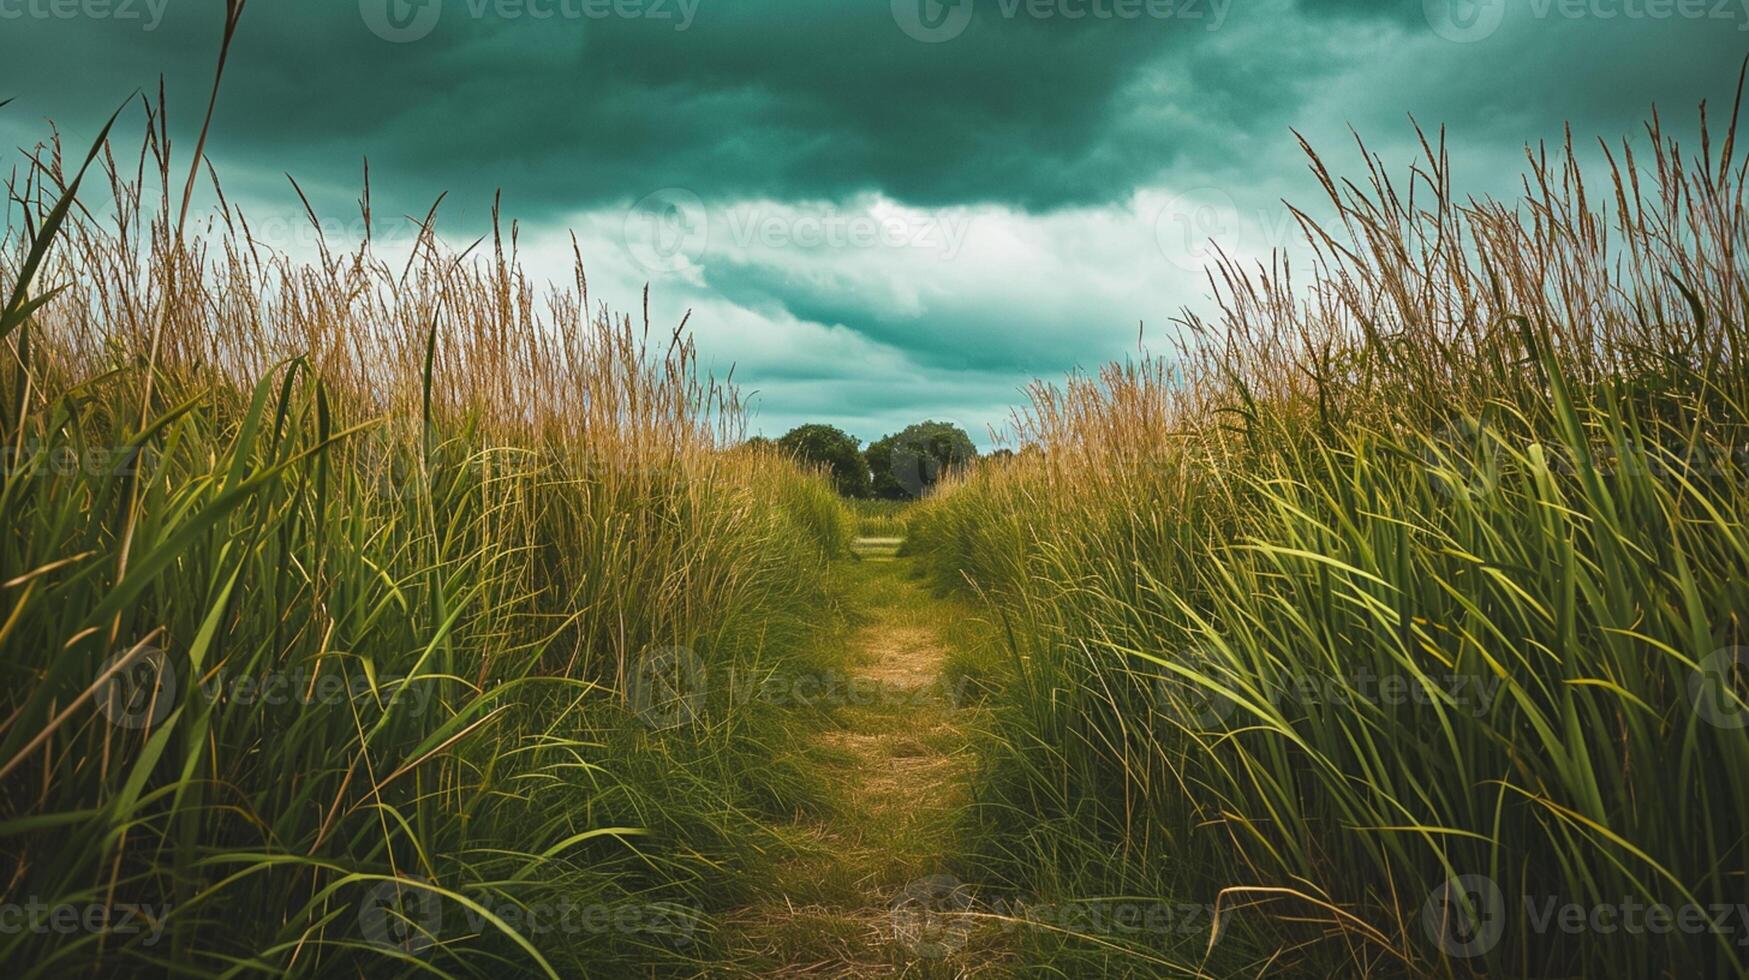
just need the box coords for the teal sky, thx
[2,1,1742,447]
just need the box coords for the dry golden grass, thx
[0,83,851,975]
[911,82,1749,977]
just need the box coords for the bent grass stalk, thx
[910,89,1749,977]
[0,102,851,975]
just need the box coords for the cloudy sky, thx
[1,1,1742,446]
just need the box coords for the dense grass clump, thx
[847,498,916,539]
[0,112,848,974]
[910,100,1749,976]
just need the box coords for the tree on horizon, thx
[777,423,871,497]
[865,420,977,499]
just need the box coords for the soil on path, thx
[716,542,1007,977]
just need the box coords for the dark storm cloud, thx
[1,2,1742,220]
[2,0,1254,218]
[2,0,1745,444]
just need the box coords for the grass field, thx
[5,48,1747,980]
[0,105,855,975]
[906,103,1749,976]
[847,499,918,539]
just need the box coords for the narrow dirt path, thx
[717,541,1006,977]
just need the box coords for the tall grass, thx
[0,100,849,975]
[847,498,916,539]
[911,92,1749,976]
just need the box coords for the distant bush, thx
[866,420,978,499]
[777,423,871,497]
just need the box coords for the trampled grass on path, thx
[717,551,1013,977]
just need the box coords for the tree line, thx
[746,420,980,499]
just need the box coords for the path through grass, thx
[718,541,1009,977]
